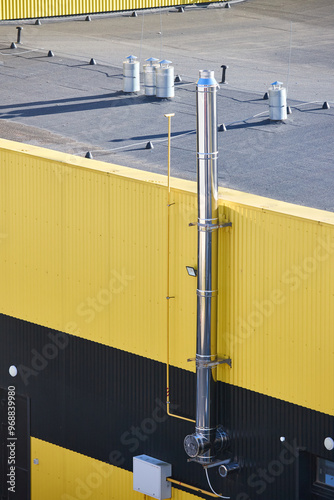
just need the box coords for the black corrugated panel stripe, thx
[0,313,333,500]
[0,388,30,499]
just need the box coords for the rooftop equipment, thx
[123,55,140,93]
[156,60,174,99]
[269,81,287,121]
[143,57,159,96]
[183,70,227,465]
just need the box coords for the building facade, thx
[0,139,333,499]
[0,0,224,21]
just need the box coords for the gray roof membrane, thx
[0,0,333,211]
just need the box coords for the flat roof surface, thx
[0,0,333,211]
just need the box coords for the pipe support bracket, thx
[189,221,232,231]
[187,356,232,369]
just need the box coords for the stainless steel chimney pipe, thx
[184,70,223,464]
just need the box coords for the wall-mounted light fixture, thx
[186,266,197,277]
[9,365,17,377]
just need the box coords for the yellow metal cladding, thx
[31,437,201,500]
[0,0,223,20]
[0,141,171,363]
[217,201,334,415]
[0,139,334,417]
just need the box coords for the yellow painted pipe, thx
[164,113,195,425]
[167,477,221,498]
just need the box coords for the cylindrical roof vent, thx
[156,60,174,99]
[143,57,159,96]
[123,55,140,93]
[269,81,287,121]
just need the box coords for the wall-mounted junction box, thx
[133,454,172,499]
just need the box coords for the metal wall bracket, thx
[203,459,231,469]
[204,357,232,368]
[187,357,232,368]
[189,221,232,230]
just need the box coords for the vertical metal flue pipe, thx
[196,69,219,460]
[184,70,220,464]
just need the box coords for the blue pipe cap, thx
[126,55,137,61]
[145,57,159,65]
[271,81,283,88]
[159,59,172,66]
[197,69,218,87]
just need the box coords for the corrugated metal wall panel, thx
[1,314,333,500]
[217,203,334,416]
[169,188,197,373]
[30,437,201,500]
[31,438,202,500]
[0,147,170,364]
[0,139,333,418]
[0,0,224,21]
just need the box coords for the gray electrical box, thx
[133,454,172,499]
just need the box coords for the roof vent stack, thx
[123,55,140,93]
[156,60,174,99]
[143,58,159,96]
[269,81,287,121]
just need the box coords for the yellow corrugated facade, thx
[31,437,201,500]
[0,138,333,420]
[216,204,334,414]
[0,0,223,20]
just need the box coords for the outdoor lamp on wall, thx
[186,266,197,277]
